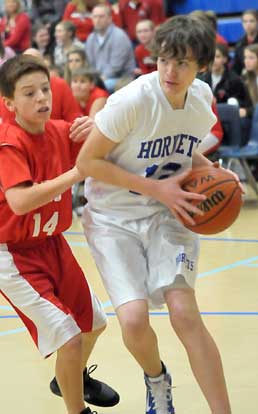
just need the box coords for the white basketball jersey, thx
[85,72,216,219]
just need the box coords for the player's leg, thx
[50,235,119,407]
[55,326,105,414]
[117,300,174,414]
[84,211,175,413]
[116,299,175,414]
[55,333,85,414]
[0,242,92,413]
[165,288,231,414]
[116,299,162,376]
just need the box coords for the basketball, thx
[181,166,243,234]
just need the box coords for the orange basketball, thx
[181,166,243,234]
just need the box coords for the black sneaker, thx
[50,364,120,407]
[80,408,97,414]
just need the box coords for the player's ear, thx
[2,96,15,112]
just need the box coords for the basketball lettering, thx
[190,190,226,217]
[181,166,242,234]
[186,174,215,189]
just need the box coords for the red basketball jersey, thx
[0,120,81,245]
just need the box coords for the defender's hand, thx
[69,116,94,142]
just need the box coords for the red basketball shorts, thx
[0,234,106,357]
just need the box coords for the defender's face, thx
[6,71,52,133]
[157,54,200,103]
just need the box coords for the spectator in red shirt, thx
[134,19,156,75]
[71,67,108,117]
[119,0,165,43]
[0,0,31,53]
[62,0,98,42]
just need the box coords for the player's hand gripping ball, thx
[181,166,243,234]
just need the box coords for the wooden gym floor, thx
[1,191,258,414]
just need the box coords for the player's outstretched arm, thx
[5,166,83,215]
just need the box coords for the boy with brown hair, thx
[0,54,119,414]
[76,15,236,414]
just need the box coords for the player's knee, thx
[121,315,149,340]
[170,303,198,334]
[58,334,83,361]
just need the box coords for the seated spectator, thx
[31,21,54,57]
[190,10,228,46]
[71,67,108,117]
[64,47,90,84]
[0,47,82,123]
[53,20,84,67]
[0,34,15,65]
[200,43,253,145]
[86,4,135,92]
[200,44,252,110]
[242,44,258,110]
[134,19,156,76]
[64,46,106,89]
[232,9,258,75]
[119,0,165,44]
[0,0,31,53]
[198,100,224,155]
[62,0,99,42]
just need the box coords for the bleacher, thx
[171,0,258,44]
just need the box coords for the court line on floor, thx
[0,327,26,336]
[198,256,258,278]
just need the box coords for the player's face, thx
[244,49,258,72]
[6,71,52,134]
[157,53,200,107]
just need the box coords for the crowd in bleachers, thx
[0,0,258,178]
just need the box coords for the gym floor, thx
[1,189,258,414]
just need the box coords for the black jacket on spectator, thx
[232,33,258,75]
[200,68,253,116]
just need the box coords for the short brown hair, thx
[151,15,216,68]
[0,55,50,98]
